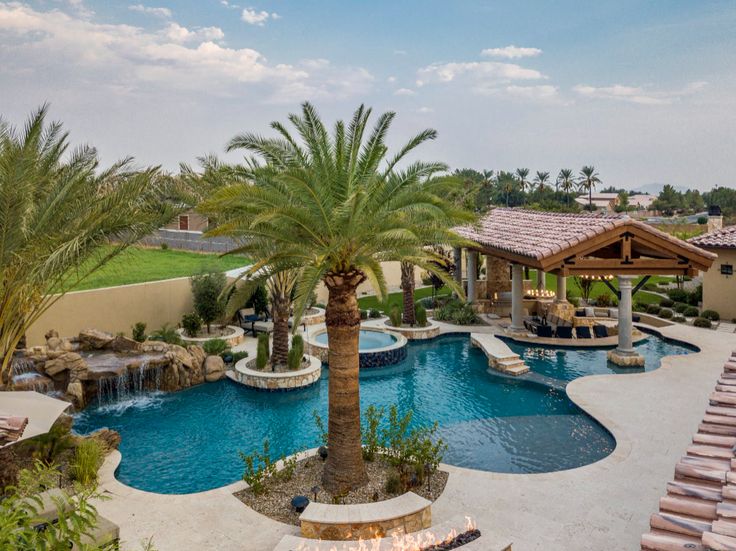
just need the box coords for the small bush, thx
[659,308,673,319]
[595,294,611,307]
[389,304,402,327]
[238,439,275,496]
[273,453,298,483]
[697,216,708,225]
[312,410,328,446]
[702,309,720,321]
[684,306,700,317]
[191,272,227,332]
[667,288,689,303]
[362,405,384,461]
[359,309,368,320]
[150,323,183,346]
[203,338,229,356]
[71,438,103,487]
[385,472,402,495]
[230,351,249,364]
[433,298,479,325]
[633,302,647,313]
[414,304,428,327]
[693,317,712,329]
[674,303,688,314]
[287,334,304,370]
[646,304,661,315]
[181,313,202,338]
[688,285,703,306]
[657,281,670,287]
[672,315,686,323]
[256,333,270,369]
[369,308,382,319]
[160,242,169,250]
[643,283,658,291]
[131,322,147,343]
[567,296,580,308]
[659,298,674,308]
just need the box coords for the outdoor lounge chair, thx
[593,325,609,338]
[575,326,592,339]
[537,325,553,338]
[555,326,573,339]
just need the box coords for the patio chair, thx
[593,325,609,338]
[575,326,592,339]
[537,325,553,338]
[555,326,573,339]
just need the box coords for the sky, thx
[1,0,735,190]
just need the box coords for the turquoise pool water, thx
[73,333,693,494]
[313,329,397,350]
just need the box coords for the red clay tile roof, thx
[689,225,736,250]
[455,208,716,262]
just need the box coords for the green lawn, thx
[68,246,248,291]
[357,286,451,311]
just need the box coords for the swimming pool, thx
[73,333,693,494]
[313,328,398,350]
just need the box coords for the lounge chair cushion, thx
[576,326,592,339]
[556,326,573,339]
[537,325,553,338]
[575,309,585,317]
[609,308,619,319]
[593,325,608,338]
[584,307,596,318]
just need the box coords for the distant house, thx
[574,192,655,212]
[164,210,210,233]
[689,212,736,321]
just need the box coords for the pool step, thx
[470,333,530,376]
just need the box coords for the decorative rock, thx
[78,329,114,350]
[44,352,86,377]
[109,335,143,353]
[204,355,226,382]
[88,428,121,451]
[66,381,85,408]
[187,345,206,371]
[607,349,645,367]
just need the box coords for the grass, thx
[357,286,451,311]
[68,246,248,291]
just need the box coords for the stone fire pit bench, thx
[298,491,431,541]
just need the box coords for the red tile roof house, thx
[690,225,736,323]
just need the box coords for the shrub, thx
[287,334,304,370]
[385,472,402,495]
[256,333,270,369]
[697,216,708,225]
[362,405,384,462]
[71,438,103,487]
[369,308,382,319]
[160,242,169,250]
[312,410,328,446]
[684,306,700,317]
[659,298,674,308]
[433,298,479,325]
[688,285,703,306]
[238,439,275,495]
[659,308,673,319]
[418,296,435,310]
[414,304,428,327]
[632,302,646,313]
[643,283,658,291]
[567,296,580,308]
[203,338,229,356]
[702,310,720,321]
[230,351,249,364]
[273,453,298,483]
[360,309,368,320]
[595,294,611,307]
[667,288,689,303]
[389,304,402,327]
[245,284,270,317]
[191,272,227,333]
[672,315,686,323]
[150,323,183,346]
[646,304,661,315]
[657,281,670,287]
[131,322,147,343]
[693,317,712,329]
[674,303,688,313]
[181,313,202,338]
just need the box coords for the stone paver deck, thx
[92,319,736,551]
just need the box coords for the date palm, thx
[557,168,575,206]
[400,261,415,325]
[515,168,530,200]
[534,171,550,193]
[0,106,177,383]
[579,165,601,211]
[200,102,472,493]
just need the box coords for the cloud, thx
[505,84,558,100]
[394,87,415,96]
[0,4,370,102]
[416,106,434,113]
[416,61,544,87]
[220,0,239,8]
[129,4,172,18]
[481,45,542,59]
[393,49,407,56]
[241,7,279,26]
[572,82,707,105]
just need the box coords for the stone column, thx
[555,274,567,303]
[453,247,462,286]
[537,270,546,290]
[467,250,477,303]
[510,263,525,332]
[607,275,644,367]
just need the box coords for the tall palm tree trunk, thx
[271,294,290,368]
[400,262,416,326]
[322,270,368,493]
[589,187,592,210]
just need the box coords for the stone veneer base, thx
[607,349,645,367]
[230,355,321,391]
[305,327,408,368]
[177,325,245,348]
[383,320,441,340]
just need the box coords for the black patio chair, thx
[593,325,609,338]
[555,326,573,339]
[537,325,553,338]
[575,326,592,339]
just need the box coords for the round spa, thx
[304,326,407,368]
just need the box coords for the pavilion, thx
[454,209,716,365]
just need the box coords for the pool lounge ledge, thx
[470,333,529,375]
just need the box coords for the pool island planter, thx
[304,326,408,368]
[302,307,326,326]
[383,319,441,340]
[229,355,322,391]
[176,325,245,348]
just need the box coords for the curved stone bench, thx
[176,325,245,347]
[228,355,321,391]
[299,491,431,541]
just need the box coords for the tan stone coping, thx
[382,320,441,340]
[230,354,322,390]
[299,491,430,526]
[470,333,519,361]
[304,326,408,354]
[176,325,245,345]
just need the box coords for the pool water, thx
[313,329,397,350]
[73,334,692,494]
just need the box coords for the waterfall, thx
[11,356,36,376]
[95,361,163,406]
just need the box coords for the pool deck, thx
[92,317,736,551]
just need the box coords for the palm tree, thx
[0,107,177,383]
[557,169,575,206]
[200,103,472,493]
[534,171,550,193]
[400,262,416,325]
[497,172,516,207]
[579,166,601,211]
[515,168,530,201]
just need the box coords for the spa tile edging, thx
[304,326,408,368]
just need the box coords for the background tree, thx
[578,165,601,211]
[557,169,576,206]
[515,168,531,202]
[0,107,176,384]
[652,184,684,216]
[533,171,550,192]
[200,103,472,493]
[615,191,630,212]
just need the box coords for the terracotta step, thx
[693,434,736,448]
[675,462,727,483]
[705,414,736,426]
[725,362,736,373]
[721,379,736,387]
[641,530,704,550]
[714,519,736,538]
[702,530,736,550]
[727,472,736,485]
[722,372,736,380]
[717,501,736,520]
[687,445,735,460]
[722,486,736,501]
[699,423,736,437]
[650,512,711,537]
[681,455,732,471]
[711,393,736,407]
[707,406,736,418]
[660,495,718,520]
[719,386,736,394]
[667,480,723,502]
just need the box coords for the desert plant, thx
[312,410,328,447]
[385,472,402,495]
[595,294,611,307]
[287,334,304,371]
[256,333,270,370]
[659,308,673,319]
[415,304,428,327]
[684,306,700,317]
[672,315,686,323]
[693,317,712,328]
[230,351,249,364]
[181,313,202,338]
[369,309,382,319]
[702,309,720,321]
[434,298,479,325]
[659,298,674,308]
[362,405,384,461]
[150,323,183,346]
[389,304,403,327]
[191,272,227,333]
[203,338,229,356]
[131,322,147,343]
[238,439,276,496]
[71,438,103,487]
[646,304,661,315]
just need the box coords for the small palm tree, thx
[557,169,576,206]
[200,103,473,493]
[534,171,550,193]
[400,262,416,326]
[515,168,530,201]
[578,166,601,211]
[0,106,177,382]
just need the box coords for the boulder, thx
[204,355,225,382]
[78,329,114,350]
[187,345,206,370]
[44,352,86,377]
[166,345,193,370]
[109,335,143,353]
[66,381,85,408]
[88,428,121,452]
[142,341,169,354]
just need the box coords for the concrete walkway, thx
[93,320,736,551]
